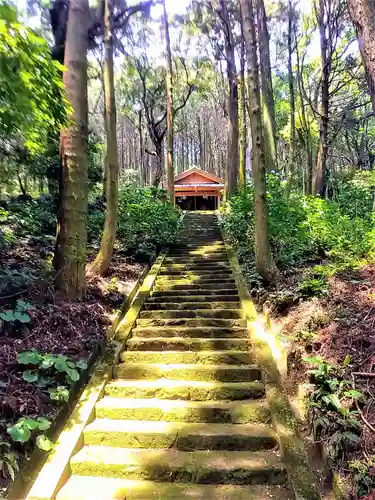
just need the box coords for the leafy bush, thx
[0,441,19,481]
[89,187,180,261]
[7,417,53,451]
[221,174,375,269]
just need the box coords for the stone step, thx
[147,294,240,303]
[161,262,231,270]
[164,256,229,263]
[57,476,292,500]
[139,309,244,320]
[83,419,277,451]
[151,289,239,297]
[153,283,237,292]
[114,363,261,382]
[70,446,286,485]
[126,337,250,352]
[131,326,248,338]
[154,278,236,286]
[121,350,253,366]
[143,301,241,311]
[136,318,247,328]
[158,270,233,277]
[105,379,265,401]
[95,398,271,424]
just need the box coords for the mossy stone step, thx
[164,255,229,263]
[136,318,247,328]
[70,446,286,485]
[126,337,250,352]
[143,301,240,311]
[159,270,232,277]
[114,362,261,382]
[153,283,237,292]
[161,262,230,270]
[105,379,265,401]
[57,476,292,500]
[83,419,277,451]
[147,295,239,303]
[151,289,239,297]
[139,309,244,320]
[154,278,236,286]
[121,350,253,366]
[131,326,248,338]
[95,398,271,424]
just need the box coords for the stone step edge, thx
[57,477,292,500]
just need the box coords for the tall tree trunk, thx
[287,0,296,180]
[163,0,174,203]
[256,0,277,171]
[295,34,313,193]
[139,111,146,185]
[152,141,164,186]
[218,0,238,197]
[240,0,278,283]
[348,0,375,113]
[90,0,119,276]
[54,0,89,299]
[239,18,247,187]
[313,0,329,196]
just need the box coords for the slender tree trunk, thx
[54,0,89,299]
[139,111,146,185]
[239,18,247,188]
[348,0,375,113]
[240,0,278,283]
[287,0,296,180]
[152,141,164,186]
[90,0,119,276]
[256,0,277,171]
[163,0,174,203]
[313,0,329,196]
[218,0,238,197]
[296,35,313,193]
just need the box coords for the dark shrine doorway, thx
[176,196,218,211]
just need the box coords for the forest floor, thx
[257,262,375,499]
[0,236,146,495]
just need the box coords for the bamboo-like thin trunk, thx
[163,0,174,203]
[239,19,247,187]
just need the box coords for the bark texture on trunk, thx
[348,0,375,113]
[218,0,238,198]
[55,0,89,299]
[240,0,278,283]
[313,0,329,197]
[163,0,174,203]
[287,0,296,180]
[239,17,247,187]
[256,0,277,171]
[90,0,119,276]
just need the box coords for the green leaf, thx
[22,418,40,430]
[22,370,38,383]
[16,300,35,312]
[344,390,362,399]
[17,351,42,365]
[343,354,351,367]
[342,431,361,444]
[7,424,31,443]
[6,461,15,481]
[66,368,79,382]
[322,393,342,410]
[0,311,15,322]
[36,418,51,431]
[76,360,88,370]
[36,435,53,451]
[303,356,323,365]
[13,311,31,323]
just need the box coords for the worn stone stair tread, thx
[150,291,239,299]
[143,302,240,311]
[115,362,261,382]
[126,337,250,351]
[154,284,237,291]
[95,397,271,423]
[70,446,286,484]
[57,476,292,500]
[105,378,265,400]
[140,309,244,320]
[136,318,247,328]
[83,418,277,450]
[131,326,248,338]
[148,296,240,304]
[121,350,253,365]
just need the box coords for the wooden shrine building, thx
[172,168,224,210]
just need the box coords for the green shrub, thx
[221,174,375,269]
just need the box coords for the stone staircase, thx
[57,212,293,499]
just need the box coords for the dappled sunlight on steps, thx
[57,211,292,499]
